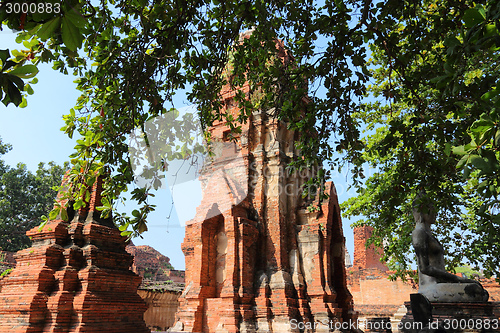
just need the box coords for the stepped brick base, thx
[0,177,149,333]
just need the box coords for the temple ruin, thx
[0,177,149,333]
[172,33,355,333]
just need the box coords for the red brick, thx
[126,244,185,283]
[352,226,388,271]
[174,32,355,332]
[0,177,149,333]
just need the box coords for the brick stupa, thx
[173,32,356,333]
[0,176,149,333]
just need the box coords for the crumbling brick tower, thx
[174,33,355,333]
[0,176,149,333]
[352,226,388,271]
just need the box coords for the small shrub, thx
[1,268,13,277]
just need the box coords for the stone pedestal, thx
[400,300,500,333]
[0,176,149,333]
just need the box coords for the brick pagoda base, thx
[0,177,149,333]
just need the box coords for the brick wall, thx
[481,278,500,302]
[352,225,388,271]
[347,267,417,317]
[348,226,417,322]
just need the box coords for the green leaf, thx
[2,60,16,72]
[444,36,461,48]
[0,49,9,64]
[60,207,68,221]
[5,80,22,106]
[481,88,499,101]
[61,17,84,52]
[477,180,488,191]
[118,223,129,231]
[8,74,24,90]
[469,154,495,173]
[15,33,28,43]
[470,117,495,143]
[444,143,451,156]
[137,220,148,233]
[121,230,133,237]
[457,154,469,168]
[8,64,39,79]
[463,7,486,29]
[18,97,28,108]
[452,145,466,155]
[65,7,87,29]
[25,84,34,95]
[49,208,59,220]
[37,17,61,40]
[38,218,48,232]
[74,200,83,210]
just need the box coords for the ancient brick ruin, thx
[139,282,184,331]
[352,226,388,272]
[126,244,185,283]
[0,251,15,277]
[347,226,416,331]
[0,176,149,333]
[173,33,355,333]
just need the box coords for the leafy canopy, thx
[342,0,500,279]
[0,138,67,252]
[1,0,499,278]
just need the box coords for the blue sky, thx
[0,29,362,271]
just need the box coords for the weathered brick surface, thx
[347,268,416,317]
[482,279,500,302]
[138,288,181,331]
[174,31,355,332]
[352,226,388,271]
[0,251,16,288]
[0,176,149,333]
[126,244,185,283]
[347,226,416,325]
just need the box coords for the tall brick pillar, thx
[0,176,149,333]
[352,226,388,271]
[173,31,356,333]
